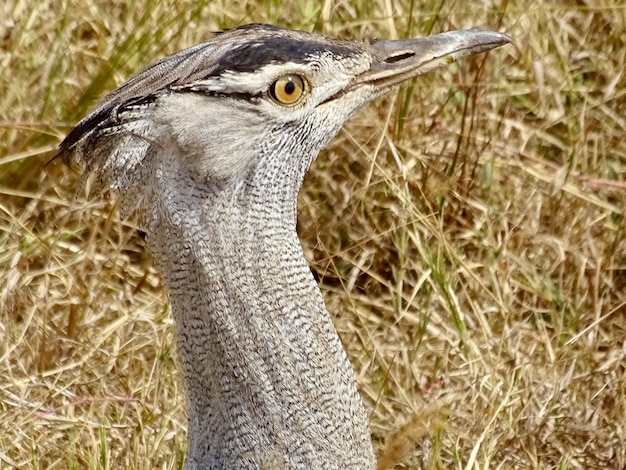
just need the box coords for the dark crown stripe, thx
[206,38,357,77]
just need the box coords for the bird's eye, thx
[269,75,306,106]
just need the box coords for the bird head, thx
[58,24,511,218]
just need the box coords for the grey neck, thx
[144,155,375,469]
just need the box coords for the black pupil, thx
[284,79,295,95]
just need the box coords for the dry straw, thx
[1,0,625,468]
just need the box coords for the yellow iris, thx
[269,75,305,106]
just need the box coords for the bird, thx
[57,23,511,470]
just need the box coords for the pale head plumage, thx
[59,24,510,219]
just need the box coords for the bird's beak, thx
[354,29,512,90]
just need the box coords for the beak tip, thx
[492,30,515,46]
[464,29,515,49]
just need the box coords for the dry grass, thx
[1,0,625,468]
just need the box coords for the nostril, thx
[384,51,415,63]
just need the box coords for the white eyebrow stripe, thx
[177,63,313,95]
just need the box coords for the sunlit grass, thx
[1,0,625,468]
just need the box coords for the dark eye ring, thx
[269,74,306,106]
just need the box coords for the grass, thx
[1,0,625,468]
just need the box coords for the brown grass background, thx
[1,0,625,468]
